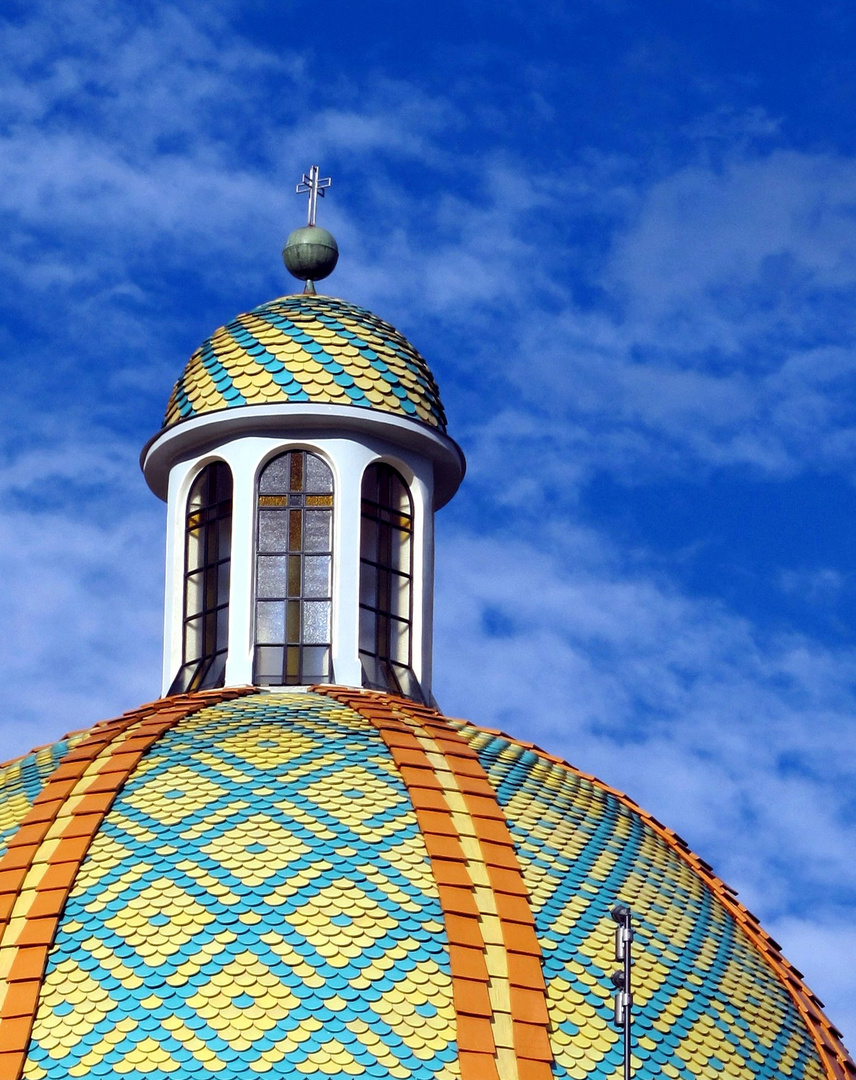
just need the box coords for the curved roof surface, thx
[164,295,447,432]
[0,688,851,1080]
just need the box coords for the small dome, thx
[0,687,851,1080]
[164,295,447,431]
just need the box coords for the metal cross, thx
[296,165,332,226]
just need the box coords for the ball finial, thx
[284,166,339,293]
[282,225,339,285]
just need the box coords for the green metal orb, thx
[282,225,339,282]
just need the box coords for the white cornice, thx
[141,402,466,508]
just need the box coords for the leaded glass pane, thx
[290,453,303,492]
[187,529,204,572]
[303,601,331,645]
[390,616,409,651]
[302,646,331,680]
[287,600,300,642]
[390,528,411,566]
[255,646,283,679]
[377,568,391,611]
[360,516,378,560]
[184,617,203,663]
[304,556,331,597]
[186,569,203,609]
[254,451,333,685]
[360,562,378,607]
[256,601,285,644]
[288,509,302,550]
[259,512,289,553]
[205,575,219,611]
[393,663,421,700]
[217,516,232,558]
[259,455,291,493]
[306,453,333,492]
[390,572,410,619]
[206,524,220,565]
[361,653,382,688]
[288,555,301,596]
[257,556,287,598]
[207,653,227,688]
[304,511,331,552]
[359,609,376,652]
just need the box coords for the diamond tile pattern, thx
[451,720,848,1080]
[164,296,447,431]
[0,690,249,1080]
[0,689,848,1080]
[319,688,553,1080]
[24,693,457,1080]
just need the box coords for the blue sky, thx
[2,0,856,1047]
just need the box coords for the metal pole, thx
[307,165,318,226]
[623,911,631,1080]
[610,905,633,1080]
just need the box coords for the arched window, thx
[170,461,232,694]
[254,450,334,685]
[359,463,420,700]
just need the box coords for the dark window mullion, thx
[358,463,418,700]
[171,461,233,696]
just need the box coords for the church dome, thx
[11,166,852,1080]
[0,687,851,1080]
[164,295,447,432]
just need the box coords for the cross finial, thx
[296,165,332,227]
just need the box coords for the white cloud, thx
[607,151,856,336]
[779,567,846,605]
[766,914,856,1045]
[433,525,856,1033]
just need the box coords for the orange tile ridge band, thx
[0,686,254,1080]
[443,716,856,1080]
[312,686,553,1080]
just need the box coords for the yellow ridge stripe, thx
[313,687,553,1080]
[0,687,253,1080]
[449,717,856,1080]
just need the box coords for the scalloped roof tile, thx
[164,295,447,432]
[0,689,850,1080]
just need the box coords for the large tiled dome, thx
[164,296,447,431]
[0,688,851,1080]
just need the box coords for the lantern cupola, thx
[141,168,465,701]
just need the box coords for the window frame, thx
[358,461,422,701]
[169,460,233,694]
[252,448,335,686]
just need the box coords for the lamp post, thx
[610,905,634,1080]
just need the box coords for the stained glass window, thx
[359,463,421,700]
[170,462,232,694]
[253,451,334,685]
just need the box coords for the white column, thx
[411,469,435,701]
[161,458,195,696]
[223,441,259,687]
[329,440,368,688]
